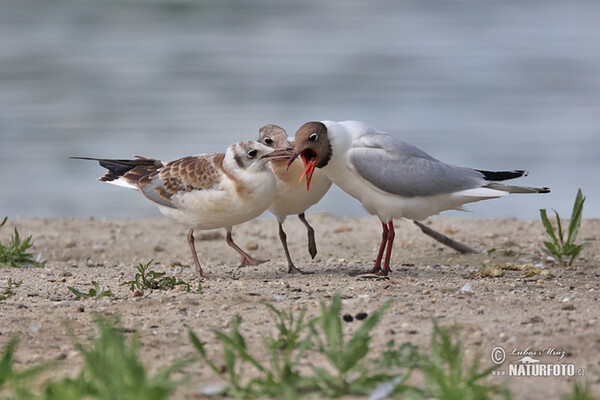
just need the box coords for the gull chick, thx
[258,124,332,273]
[290,120,550,276]
[74,141,290,278]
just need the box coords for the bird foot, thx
[197,271,217,279]
[287,265,313,274]
[365,265,382,274]
[238,256,269,268]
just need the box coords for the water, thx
[1,0,599,220]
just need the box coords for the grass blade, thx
[540,209,558,245]
[566,189,585,246]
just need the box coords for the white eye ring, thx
[309,133,318,142]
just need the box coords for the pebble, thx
[459,282,475,295]
[343,314,354,322]
[93,244,105,252]
[245,241,259,251]
[29,320,42,334]
[333,225,352,233]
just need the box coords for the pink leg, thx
[365,221,388,274]
[226,229,268,268]
[187,229,214,279]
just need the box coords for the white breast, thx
[267,159,331,222]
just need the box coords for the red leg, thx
[226,228,268,268]
[381,221,395,275]
[365,221,388,274]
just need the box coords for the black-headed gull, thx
[74,141,291,278]
[258,124,332,273]
[289,120,550,276]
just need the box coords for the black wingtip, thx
[476,169,528,181]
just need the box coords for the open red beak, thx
[299,149,318,191]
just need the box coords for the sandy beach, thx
[1,214,598,399]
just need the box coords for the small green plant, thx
[190,304,316,399]
[191,294,398,399]
[0,337,55,398]
[121,260,199,294]
[0,217,43,268]
[307,294,394,396]
[0,278,22,302]
[68,281,113,299]
[0,316,188,400]
[415,322,500,400]
[57,315,187,399]
[561,378,596,400]
[540,189,586,266]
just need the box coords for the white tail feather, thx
[455,187,509,198]
[103,177,138,190]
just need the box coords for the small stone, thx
[93,244,105,252]
[245,241,259,251]
[333,225,352,233]
[77,306,85,313]
[132,290,143,297]
[342,314,354,322]
[29,320,42,334]
[459,282,475,295]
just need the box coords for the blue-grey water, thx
[1,0,599,220]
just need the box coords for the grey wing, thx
[349,134,485,197]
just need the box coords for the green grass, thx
[0,315,188,400]
[0,296,595,399]
[0,278,22,302]
[562,379,597,400]
[540,189,586,266]
[0,217,44,268]
[67,281,113,299]
[190,294,511,399]
[121,260,199,294]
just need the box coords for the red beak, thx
[299,150,318,191]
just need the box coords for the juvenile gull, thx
[258,124,332,273]
[74,141,291,278]
[289,120,550,276]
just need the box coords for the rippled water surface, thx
[1,0,599,219]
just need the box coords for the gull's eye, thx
[264,138,273,146]
[247,149,258,158]
[309,133,318,142]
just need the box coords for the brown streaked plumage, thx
[73,140,292,279]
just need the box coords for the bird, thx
[289,120,550,276]
[258,124,332,273]
[73,141,291,279]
